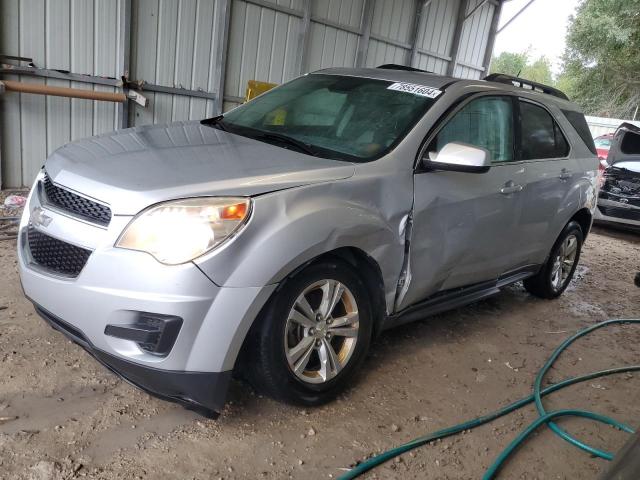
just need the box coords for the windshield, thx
[218,74,438,162]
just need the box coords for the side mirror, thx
[423,142,491,173]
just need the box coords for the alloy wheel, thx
[284,279,359,384]
[551,234,578,291]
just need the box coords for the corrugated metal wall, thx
[0,0,122,188]
[307,0,363,71]
[1,0,501,188]
[129,0,222,125]
[453,0,495,79]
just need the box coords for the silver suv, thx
[18,66,598,416]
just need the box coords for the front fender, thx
[195,179,407,312]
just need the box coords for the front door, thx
[398,95,527,310]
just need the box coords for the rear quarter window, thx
[561,109,597,155]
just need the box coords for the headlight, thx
[116,197,251,265]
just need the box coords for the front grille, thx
[43,173,112,226]
[598,205,640,221]
[27,227,92,277]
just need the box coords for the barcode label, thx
[387,82,442,98]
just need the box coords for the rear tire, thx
[246,259,373,406]
[524,221,583,299]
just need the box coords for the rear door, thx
[399,94,528,310]
[516,99,574,266]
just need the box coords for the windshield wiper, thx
[201,118,319,157]
[256,131,319,157]
[200,114,228,131]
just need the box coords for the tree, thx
[490,50,555,85]
[522,57,554,85]
[489,51,528,77]
[560,0,640,118]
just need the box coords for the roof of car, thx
[314,67,458,89]
[314,67,579,110]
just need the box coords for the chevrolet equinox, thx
[18,66,599,416]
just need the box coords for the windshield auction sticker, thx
[387,82,442,98]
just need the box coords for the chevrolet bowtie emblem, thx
[31,207,53,228]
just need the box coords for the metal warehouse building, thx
[0,0,503,188]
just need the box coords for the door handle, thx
[559,168,572,180]
[500,181,523,195]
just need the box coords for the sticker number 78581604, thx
[387,82,442,99]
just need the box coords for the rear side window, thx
[520,101,569,160]
[431,96,514,162]
[562,109,597,155]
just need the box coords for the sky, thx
[493,0,582,75]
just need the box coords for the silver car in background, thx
[18,67,598,416]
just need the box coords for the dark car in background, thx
[595,123,640,230]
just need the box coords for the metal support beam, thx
[446,0,469,76]
[0,66,216,101]
[482,0,503,73]
[294,0,312,75]
[355,0,374,68]
[212,0,232,114]
[497,0,536,34]
[311,16,360,35]
[0,65,120,87]
[243,0,302,18]
[116,0,132,129]
[465,0,489,20]
[407,0,432,67]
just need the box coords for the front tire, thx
[524,221,583,299]
[246,259,373,406]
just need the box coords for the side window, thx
[520,101,569,160]
[430,96,514,162]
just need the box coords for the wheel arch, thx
[570,207,593,239]
[234,246,388,375]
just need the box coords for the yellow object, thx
[245,80,278,102]
[264,108,287,126]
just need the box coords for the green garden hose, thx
[338,319,640,480]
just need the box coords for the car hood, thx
[44,121,355,215]
[607,122,640,166]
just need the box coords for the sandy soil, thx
[0,223,639,480]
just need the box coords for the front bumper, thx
[33,303,230,416]
[18,175,277,414]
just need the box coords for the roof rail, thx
[483,73,569,101]
[377,64,432,74]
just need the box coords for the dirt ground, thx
[0,218,639,480]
